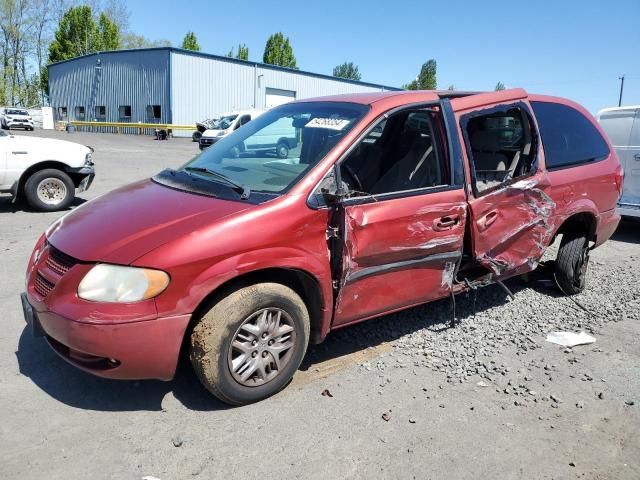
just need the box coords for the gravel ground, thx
[1,130,638,479]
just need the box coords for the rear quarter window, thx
[531,101,609,170]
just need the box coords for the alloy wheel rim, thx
[227,308,296,387]
[36,178,67,205]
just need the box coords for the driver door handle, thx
[434,215,460,231]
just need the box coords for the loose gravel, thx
[343,244,640,386]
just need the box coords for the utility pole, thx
[618,74,625,107]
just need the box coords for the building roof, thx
[48,47,402,92]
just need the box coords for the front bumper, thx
[199,136,220,150]
[6,120,33,128]
[23,239,191,381]
[22,292,191,380]
[66,165,95,192]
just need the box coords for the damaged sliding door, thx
[456,100,557,277]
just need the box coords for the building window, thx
[58,107,67,121]
[119,105,132,119]
[146,105,161,120]
[74,106,85,120]
[95,106,106,120]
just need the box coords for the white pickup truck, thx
[0,131,95,211]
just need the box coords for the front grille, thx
[34,273,55,297]
[46,245,77,275]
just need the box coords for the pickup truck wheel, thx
[555,233,589,295]
[190,283,310,405]
[192,131,202,142]
[24,169,75,212]
[276,142,289,159]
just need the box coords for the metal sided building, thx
[47,47,400,136]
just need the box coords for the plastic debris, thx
[321,389,333,398]
[546,331,596,348]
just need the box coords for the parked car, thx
[22,89,622,405]
[199,109,265,151]
[597,105,640,218]
[0,130,95,211]
[1,107,34,131]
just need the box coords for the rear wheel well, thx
[17,161,80,197]
[555,212,597,244]
[186,268,325,350]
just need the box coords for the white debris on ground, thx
[546,331,596,347]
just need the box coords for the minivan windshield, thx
[181,102,369,195]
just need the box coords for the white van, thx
[199,109,298,158]
[199,110,264,151]
[597,106,640,218]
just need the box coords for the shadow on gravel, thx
[612,219,640,245]
[16,264,562,412]
[0,196,87,213]
[301,263,563,371]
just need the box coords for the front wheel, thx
[276,142,289,159]
[555,233,589,295]
[24,169,75,211]
[192,131,202,142]
[190,283,310,405]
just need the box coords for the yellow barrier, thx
[70,121,195,133]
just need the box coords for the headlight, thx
[78,264,169,303]
[84,152,93,165]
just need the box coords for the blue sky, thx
[127,0,640,114]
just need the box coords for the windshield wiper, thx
[184,166,250,199]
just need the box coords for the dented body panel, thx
[334,190,467,325]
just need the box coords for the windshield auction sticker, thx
[305,118,351,130]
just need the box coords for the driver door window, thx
[339,110,448,197]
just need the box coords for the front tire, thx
[276,141,289,159]
[190,283,310,405]
[192,131,202,142]
[24,169,75,212]
[555,233,589,295]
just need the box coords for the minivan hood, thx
[46,179,251,264]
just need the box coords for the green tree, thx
[96,12,120,50]
[181,31,200,51]
[263,32,297,69]
[404,59,437,90]
[226,43,249,60]
[333,61,361,81]
[122,33,171,48]
[47,6,99,63]
[494,81,506,91]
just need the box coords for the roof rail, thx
[436,91,484,99]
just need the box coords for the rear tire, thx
[555,233,589,295]
[24,169,75,212]
[190,283,310,405]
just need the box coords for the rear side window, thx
[532,101,609,170]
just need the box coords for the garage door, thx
[265,88,296,109]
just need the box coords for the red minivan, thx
[22,89,622,405]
